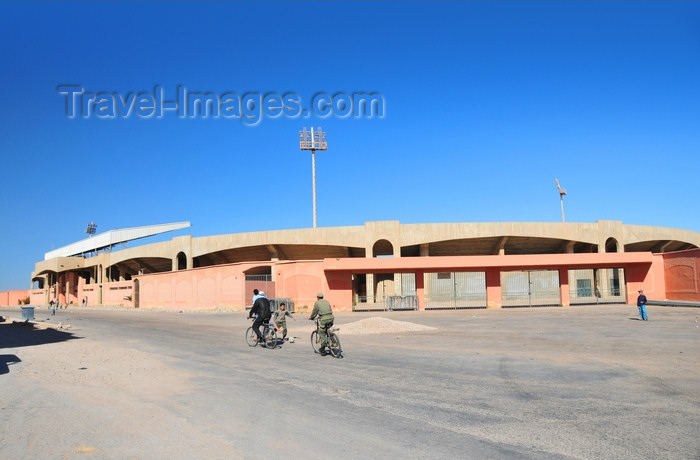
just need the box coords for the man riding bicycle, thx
[248,291,272,343]
[309,292,334,355]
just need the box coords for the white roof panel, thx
[44,222,191,260]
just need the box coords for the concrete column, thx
[565,241,575,254]
[485,267,502,308]
[415,270,426,311]
[497,236,509,256]
[43,275,49,305]
[559,269,570,307]
[366,273,375,303]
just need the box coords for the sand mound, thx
[336,317,436,335]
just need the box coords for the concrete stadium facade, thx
[25,220,700,312]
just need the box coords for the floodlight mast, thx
[85,222,97,236]
[555,178,567,223]
[299,127,327,228]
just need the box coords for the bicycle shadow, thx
[263,338,286,348]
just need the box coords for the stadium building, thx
[22,220,700,311]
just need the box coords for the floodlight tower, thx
[85,222,97,236]
[299,127,327,228]
[555,178,567,223]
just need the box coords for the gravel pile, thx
[337,317,437,335]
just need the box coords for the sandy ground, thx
[1,305,698,460]
[0,313,439,458]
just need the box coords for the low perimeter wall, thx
[0,290,29,306]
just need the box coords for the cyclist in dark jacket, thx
[248,293,272,342]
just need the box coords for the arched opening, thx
[133,278,140,308]
[244,265,274,300]
[177,252,187,270]
[605,237,619,253]
[372,239,394,258]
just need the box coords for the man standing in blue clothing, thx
[637,289,649,321]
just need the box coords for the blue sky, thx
[1,1,699,291]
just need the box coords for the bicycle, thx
[246,318,278,349]
[310,317,342,358]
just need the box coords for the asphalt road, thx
[1,304,698,460]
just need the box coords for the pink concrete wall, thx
[102,281,134,307]
[625,254,666,303]
[30,289,46,305]
[662,248,700,301]
[134,260,348,312]
[136,263,247,310]
[274,261,327,311]
[0,290,29,306]
[78,281,100,307]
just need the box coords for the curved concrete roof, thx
[33,220,700,280]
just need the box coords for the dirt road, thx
[1,305,698,459]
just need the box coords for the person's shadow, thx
[0,354,21,375]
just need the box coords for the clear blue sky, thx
[1,1,699,291]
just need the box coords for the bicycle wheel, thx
[328,332,342,358]
[265,328,278,349]
[245,327,258,347]
[310,330,320,353]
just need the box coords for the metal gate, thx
[353,273,416,311]
[569,268,627,305]
[244,274,275,308]
[501,270,560,307]
[386,295,419,310]
[425,272,487,309]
